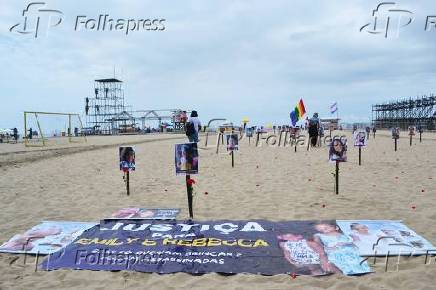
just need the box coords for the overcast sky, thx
[1,0,436,130]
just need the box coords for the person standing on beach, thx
[12,128,18,142]
[186,110,201,143]
[308,113,320,147]
[318,126,324,147]
[180,111,188,123]
[365,127,371,139]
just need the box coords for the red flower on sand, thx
[187,179,196,186]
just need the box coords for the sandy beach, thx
[0,130,435,289]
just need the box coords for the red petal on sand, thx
[411,205,416,210]
[204,191,208,195]
[290,273,297,279]
[421,189,425,193]
[322,204,326,208]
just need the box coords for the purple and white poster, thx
[41,220,370,276]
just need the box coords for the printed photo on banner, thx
[408,126,416,136]
[226,133,239,151]
[353,131,367,147]
[337,220,436,256]
[391,128,400,139]
[0,221,96,254]
[277,221,370,276]
[119,146,135,171]
[108,208,180,220]
[175,143,199,174]
[329,138,347,162]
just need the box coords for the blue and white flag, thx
[330,102,338,114]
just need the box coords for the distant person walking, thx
[308,113,320,147]
[186,110,201,143]
[318,126,324,147]
[13,128,18,142]
[180,111,188,123]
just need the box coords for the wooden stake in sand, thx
[391,128,399,152]
[245,127,253,146]
[126,171,130,196]
[358,146,362,166]
[329,138,346,195]
[185,175,194,219]
[283,130,288,147]
[120,146,135,196]
[176,143,199,219]
[204,132,209,147]
[306,136,311,151]
[216,132,221,154]
[229,128,236,168]
[294,140,297,152]
[335,161,339,195]
[408,126,416,146]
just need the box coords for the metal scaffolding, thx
[84,78,190,134]
[84,78,133,134]
[372,95,436,130]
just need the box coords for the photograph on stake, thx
[175,143,199,175]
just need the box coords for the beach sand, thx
[0,130,435,289]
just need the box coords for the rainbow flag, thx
[290,99,306,126]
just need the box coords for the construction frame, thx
[84,78,189,134]
[372,95,436,130]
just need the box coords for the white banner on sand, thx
[337,220,436,256]
[0,221,96,255]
